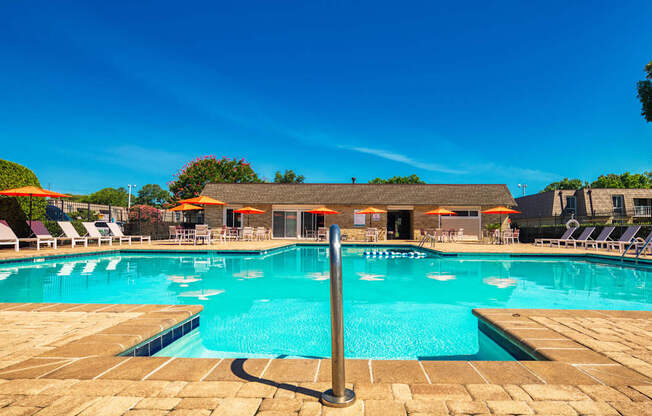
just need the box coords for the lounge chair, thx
[582,226,615,250]
[27,220,58,250]
[606,226,641,252]
[559,227,595,248]
[57,221,89,247]
[1,220,57,251]
[0,221,20,251]
[534,227,577,247]
[81,222,113,246]
[107,222,150,245]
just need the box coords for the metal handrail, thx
[321,224,356,408]
[636,237,652,261]
[621,236,652,263]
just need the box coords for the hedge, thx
[0,159,46,237]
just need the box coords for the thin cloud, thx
[341,146,468,175]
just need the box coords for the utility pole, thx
[518,183,527,197]
[128,184,137,210]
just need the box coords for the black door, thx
[387,210,412,240]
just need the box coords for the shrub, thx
[129,204,162,224]
[0,159,46,237]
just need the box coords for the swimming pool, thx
[0,245,650,360]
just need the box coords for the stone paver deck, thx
[1,239,649,262]
[0,305,650,415]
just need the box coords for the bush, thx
[129,204,162,224]
[43,220,86,238]
[0,159,46,237]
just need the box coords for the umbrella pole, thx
[29,194,33,228]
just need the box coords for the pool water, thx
[0,246,650,360]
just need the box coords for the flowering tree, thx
[168,156,261,201]
[129,204,162,224]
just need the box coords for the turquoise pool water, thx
[0,246,650,360]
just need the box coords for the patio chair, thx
[242,227,254,241]
[534,227,577,247]
[559,227,595,248]
[605,226,641,252]
[317,227,328,241]
[57,221,89,247]
[582,226,615,250]
[107,222,150,245]
[0,220,20,251]
[503,228,519,244]
[255,227,267,240]
[81,222,113,246]
[25,220,57,250]
[194,224,211,245]
[169,226,179,242]
[365,228,378,242]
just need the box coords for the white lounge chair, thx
[534,227,577,247]
[81,222,113,246]
[559,227,595,248]
[606,226,641,252]
[107,222,151,245]
[0,221,19,252]
[56,221,90,248]
[582,226,615,250]
[26,221,57,250]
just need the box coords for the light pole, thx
[128,184,137,210]
[518,183,527,197]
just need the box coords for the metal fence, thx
[512,209,652,229]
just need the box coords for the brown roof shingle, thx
[202,183,515,206]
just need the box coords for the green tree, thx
[637,60,652,122]
[274,169,305,183]
[369,174,425,184]
[542,178,584,192]
[134,184,171,207]
[168,155,261,201]
[591,172,652,189]
[81,187,129,206]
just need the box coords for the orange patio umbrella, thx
[177,196,226,205]
[234,206,265,226]
[0,185,71,226]
[425,207,458,228]
[306,207,340,237]
[169,203,203,223]
[177,196,226,224]
[357,207,387,227]
[169,203,203,211]
[480,206,521,244]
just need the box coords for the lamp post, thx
[128,184,137,210]
[518,183,527,197]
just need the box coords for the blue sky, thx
[1,1,650,196]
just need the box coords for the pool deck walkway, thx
[0,304,651,415]
[0,239,650,262]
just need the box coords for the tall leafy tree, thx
[274,169,305,183]
[369,174,425,184]
[135,184,171,207]
[591,172,652,189]
[542,178,584,192]
[81,187,129,206]
[168,155,261,201]
[637,60,652,122]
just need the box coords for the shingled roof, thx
[202,183,515,206]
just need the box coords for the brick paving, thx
[0,305,649,414]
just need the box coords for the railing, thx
[321,225,356,408]
[633,206,652,217]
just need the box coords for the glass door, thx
[301,212,324,238]
[272,211,299,238]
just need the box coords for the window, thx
[225,208,242,228]
[452,210,479,217]
[565,196,576,214]
[612,195,624,216]
[353,210,366,227]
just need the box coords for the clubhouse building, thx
[201,183,515,240]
